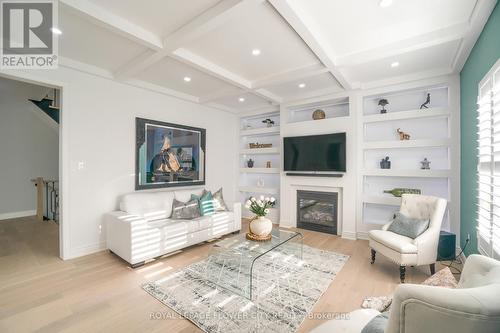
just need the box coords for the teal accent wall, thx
[460,3,500,255]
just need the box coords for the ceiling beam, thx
[268,0,351,90]
[114,0,247,79]
[198,87,245,103]
[252,63,328,88]
[59,0,163,51]
[451,0,497,72]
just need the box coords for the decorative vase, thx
[248,216,272,241]
[312,109,325,120]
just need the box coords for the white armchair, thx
[310,254,500,333]
[369,194,447,282]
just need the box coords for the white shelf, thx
[240,147,280,155]
[240,126,280,136]
[240,168,280,174]
[363,169,451,178]
[363,107,450,123]
[239,186,279,194]
[363,195,401,206]
[363,138,451,150]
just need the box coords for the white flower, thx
[259,195,265,201]
[245,200,251,206]
[270,197,276,202]
[265,197,270,202]
[257,200,263,207]
[250,197,256,202]
[264,208,270,214]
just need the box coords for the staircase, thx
[29,98,60,124]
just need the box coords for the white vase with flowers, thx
[244,196,276,241]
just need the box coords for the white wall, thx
[0,77,59,219]
[0,66,239,259]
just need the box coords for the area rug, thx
[142,243,349,333]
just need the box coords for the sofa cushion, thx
[387,212,429,239]
[195,211,234,230]
[212,187,229,212]
[171,198,201,219]
[369,229,418,254]
[147,219,200,238]
[120,191,175,220]
[192,190,215,216]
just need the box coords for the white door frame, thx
[0,70,70,260]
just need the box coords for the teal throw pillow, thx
[191,190,215,216]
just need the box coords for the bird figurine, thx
[420,93,431,109]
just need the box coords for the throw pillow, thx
[361,296,393,312]
[212,187,228,212]
[360,312,389,333]
[387,212,429,239]
[191,190,215,216]
[421,267,458,288]
[171,198,201,220]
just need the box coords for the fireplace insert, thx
[297,190,338,234]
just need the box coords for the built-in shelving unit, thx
[359,83,456,231]
[238,112,281,222]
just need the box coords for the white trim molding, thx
[0,210,36,221]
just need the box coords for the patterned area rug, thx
[143,244,349,333]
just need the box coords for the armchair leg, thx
[399,266,406,283]
[430,263,436,275]
[370,249,376,264]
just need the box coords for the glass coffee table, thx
[198,228,303,300]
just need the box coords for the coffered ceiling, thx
[56,0,497,114]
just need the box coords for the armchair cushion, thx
[387,212,429,239]
[369,229,418,254]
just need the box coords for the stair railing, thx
[31,177,59,223]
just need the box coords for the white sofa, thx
[105,188,241,267]
[311,254,500,333]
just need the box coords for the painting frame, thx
[135,117,206,191]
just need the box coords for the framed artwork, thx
[135,117,206,190]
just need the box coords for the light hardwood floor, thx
[0,216,445,333]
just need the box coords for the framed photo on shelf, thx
[135,117,206,190]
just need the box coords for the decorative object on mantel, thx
[384,188,422,197]
[312,109,326,120]
[420,93,431,109]
[249,142,272,149]
[420,158,431,170]
[380,156,391,169]
[246,158,254,168]
[262,118,275,127]
[378,98,389,114]
[397,128,410,140]
[244,196,276,241]
[256,178,265,187]
[266,161,271,168]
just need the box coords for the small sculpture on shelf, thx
[246,158,254,168]
[257,178,265,187]
[266,161,272,168]
[397,128,410,140]
[312,109,326,120]
[378,98,389,114]
[420,158,431,170]
[420,93,431,109]
[380,156,391,169]
[384,188,422,197]
[262,118,275,127]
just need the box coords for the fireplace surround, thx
[296,190,338,234]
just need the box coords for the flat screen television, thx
[283,133,346,172]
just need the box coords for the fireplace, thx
[297,190,338,234]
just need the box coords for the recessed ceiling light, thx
[391,61,399,68]
[379,0,393,7]
[50,27,62,35]
[252,49,261,56]
[183,76,191,82]
[239,97,245,102]
[298,83,306,88]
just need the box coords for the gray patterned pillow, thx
[212,187,229,212]
[387,212,429,239]
[171,198,201,219]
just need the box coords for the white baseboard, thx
[357,231,369,240]
[68,241,106,259]
[342,231,357,240]
[0,210,36,221]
